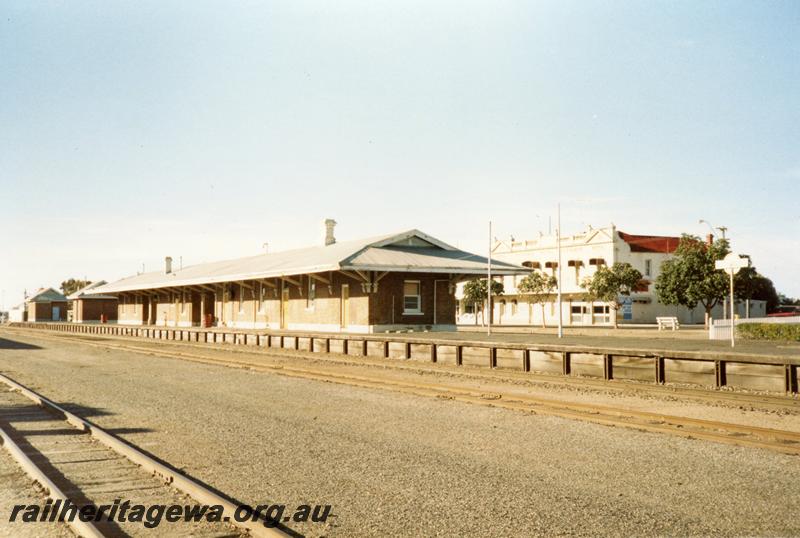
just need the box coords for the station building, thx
[67,281,118,323]
[456,225,765,327]
[25,288,68,322]
[92,225,526,333]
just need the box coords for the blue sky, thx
[1,0,798,307]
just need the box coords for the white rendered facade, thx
[456,225,765,327]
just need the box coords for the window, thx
[511,299,518,316]
[403,281,421,314]
[644,259,652,277]
[593,304,611,324]
[307,277,316,309]
[571,304,588,323]
[238,284,244,313]
[134,296,138,314]
[180,291,185,314]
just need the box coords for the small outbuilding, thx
[25,288,68,322]
[67,281,119,323]
[8,304,26,323]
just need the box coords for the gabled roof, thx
[92,229,527,294]
[67,281,117,300]
[618,232,680,254]
[26,288,67,303]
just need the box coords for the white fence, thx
[709,316,800,340]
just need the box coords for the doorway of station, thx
[202,292,215,327]
[142,297,150,324]
[191,292,202,326]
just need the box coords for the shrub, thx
[737,323,800,342]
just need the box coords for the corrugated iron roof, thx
[26,288,67,303]
[92,229,527,294]
[618,231,680,254]
[67,281,117,300]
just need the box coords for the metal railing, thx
[709,316,800,340]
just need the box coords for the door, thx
[340,284,349,329]
[52,306,60,321]
[280,288,289,329]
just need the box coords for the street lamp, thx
[698,219,727,239]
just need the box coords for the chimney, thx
[165,256,173,274]
[706,234,714,246]
[324,219,337,246]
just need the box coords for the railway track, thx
[7,329,800,457]
[0,374,289,538]
[8,326,799,412]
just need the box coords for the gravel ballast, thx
[0,331,798,536]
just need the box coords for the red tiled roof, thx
[618,232,680,254]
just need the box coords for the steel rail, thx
[7,327,799,412]
[14,333,800,456]
[135,347,800,454]
[0,421,105,538]
[0,373,289,538]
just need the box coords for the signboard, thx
[715,253,749,274]
[714,252,749,347]
[621,296,633,320]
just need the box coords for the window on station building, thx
[180,291,186,314]
[307,277,316,310]
[238,284,244,313]
[644,259,652,277]
[511,299,518,316]
[134,296,138,314]
[403,281,421,314]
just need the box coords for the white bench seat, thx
[656,316,680,330]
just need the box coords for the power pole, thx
[487,220,492,336]
[557,204,563,338]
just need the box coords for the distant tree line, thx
[60,279,92,297]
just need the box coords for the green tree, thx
[778,294,800,307]
[462,278,504,326]
[655,234,730,327]
[581,263,643,329]
[735,267,779,314]
[517,272,557,328]
[60,278,92,297]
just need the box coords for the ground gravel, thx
[0,450,74,538]
[0,331,798,537]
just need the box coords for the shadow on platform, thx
[0,338,42,350]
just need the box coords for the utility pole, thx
[557,204,563,339]
[487,220,492,336]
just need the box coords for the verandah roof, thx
[92,230,528,294]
